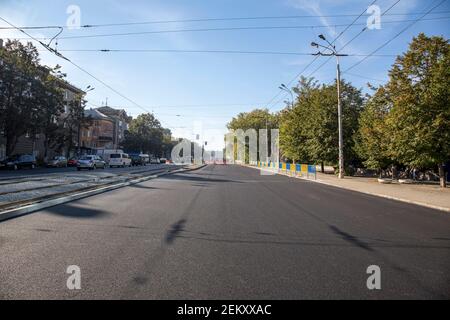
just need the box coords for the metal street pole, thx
[311,35,347,179]
[336,55,344,179]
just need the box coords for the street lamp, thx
[278,83,294,109]
[311,34,348,179]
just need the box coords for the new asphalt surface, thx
[0,165,449,299]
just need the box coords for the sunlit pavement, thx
[0,165,449,299]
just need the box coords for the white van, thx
[109,153,132,168]
[96,149,123,163]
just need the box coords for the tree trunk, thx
[392,165,398,181]
[5,134,17,156]
[321,162,325,173]
[438,163,446,188]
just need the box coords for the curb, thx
[245,165,450,213]
[0,164,206,222]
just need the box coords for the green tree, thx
[279,77,318,164]
[123,113,165,156]
[0,40,68,158]
[279,77,363,172]
[35,66,66,159]
[354,86,392,177]
[161,128,176,158]
[386,33,450,187]
[62,95,89,157]
[0,40,41,155]
[227,108,278,162]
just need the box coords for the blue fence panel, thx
[286,163,290,171]
[296,164,301,172]
[308,165,316,174]
[279,163,282,169]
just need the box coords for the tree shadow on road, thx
[44,203,110,219]
[329,225,374,251]
[163,174,242,184]
[165,219,187,244]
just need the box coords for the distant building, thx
[80,106,131,152]
[80,109,115,150]
[95,106,132,148]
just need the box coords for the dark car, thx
[129,153,145,166]
[2,154,36,170]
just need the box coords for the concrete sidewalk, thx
[256,166,450,212]
[313,173,450,212]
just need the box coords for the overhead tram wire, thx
[1,10,449,30]
[8,16,450,42]
[0,15,174,128]
[39,48,399,58]
[264,0,378,111]
[318,0,447,89]
[342,0,448,75]
[303,0,402,87]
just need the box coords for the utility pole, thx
[311,34,348,179]
[336,55,344,180]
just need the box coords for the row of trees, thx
[122,113,176,157]
[227,34,449,187]
[0,40,88,158]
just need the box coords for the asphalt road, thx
[0,165,449,299]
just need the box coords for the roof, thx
[84,108,111,121]
[58,79,86,95]
[96,106,132,122]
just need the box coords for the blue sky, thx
[1,0,449,150]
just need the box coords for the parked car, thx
[150,157,160,164]
[129,153,144,166]
[109,153,132,168]
[67,157,78,167]
[159,157,167,164]
[77,155,107,171]
[46,156,68,168]
[1,154,36,170]
[140,154,150,165]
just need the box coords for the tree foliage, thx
[354,85,392,171]
[279,76,363,167]
[0,40,85,157]
[123,113,168,156]
[386,33,450,170]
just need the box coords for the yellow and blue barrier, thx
[254,161,317,179]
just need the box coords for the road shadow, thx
[329,225,374,251]
[45,203,110,219]
[163,174,242,184]
[165,219,187,244]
